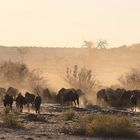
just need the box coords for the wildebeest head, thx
[7,87,18,98]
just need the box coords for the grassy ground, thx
[0,104,139,140]
[62,112,139,138]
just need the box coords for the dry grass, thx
[63,113,139,138]
[62,109,76,121]
[1,109,22,128]
[24,114,47,122]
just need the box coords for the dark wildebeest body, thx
[130,93,137,112]
[133,90,140,108]
[7,87,18,100]
[106,88,125,107]
[42,88,52,101]
[34,95,42,114]
[96,89,108,106]
[57,88,79,107]
[120,90,133,108]
[16,93,26,112]
[25,92,35,112]
[3,94,13,111]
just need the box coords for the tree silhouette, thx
[96,39,108,49]
[82,40,94,48]
[65,65,96,93]
[82,39,108,49]
[118,68,140,89]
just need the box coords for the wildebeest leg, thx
[77,98,79,107]
[61,96,64,107]
[35,108,37,114]
[134,106,136,112]
[27,104,30,112]
[37,107,40,114]
[10,104,12,112]
[20,104,23,112]
[131,105,134,112]
[73,100,76,106]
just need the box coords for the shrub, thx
[3,107,10,114]
[63,114,139,138]
[1,112,22,128]
[118,68,140,89]
[65,65,96,94]
[62,110,76,121]
[24,114,47,122]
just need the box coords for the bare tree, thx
[28,69,46,94]
[65,65,96,93]
[82,40,94,48]
[82,39,108,49]
[118,68,140,89]
[96,39,108,49]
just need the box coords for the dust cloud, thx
[0,44,140,104]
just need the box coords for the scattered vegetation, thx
[24,114,47,122]
[62,110,76,121]
[82,39,108,49]
[63,114,139,138]
[1,109,22,128]
[119,68,140,89]
[65,65,96,93]
[65,65,97,104]
[0,60,46,93]
[0,61,29,84]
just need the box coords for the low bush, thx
[1,111,22,128]
[63,114,139,138]
[62,110,76,121]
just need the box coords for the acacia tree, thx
[65,65,96,93]
[118,68,140,89]
[82,40,94,48]
[96,39,108,49]
[82,39,108,49]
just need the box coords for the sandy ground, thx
[0,104,140,140]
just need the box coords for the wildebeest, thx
[34,94,42,114]
[3,93,13,111]
[57,88,79,107]
[120,90,133,108]
[106,88,126,107]
[97,88,140,110]
[16,93,26,112]
[130,93,137,112]
[96,89,108,106]
[133,90,140,106]
[97,88,126,107]
[42,88,52,101]
[7,87,18,99]
[25,92,35,112]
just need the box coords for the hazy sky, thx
[0,0,140,47]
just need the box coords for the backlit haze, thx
[0,0,140,48]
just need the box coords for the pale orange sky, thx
[0,0,140,48]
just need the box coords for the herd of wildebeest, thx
[0,86,139,114]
